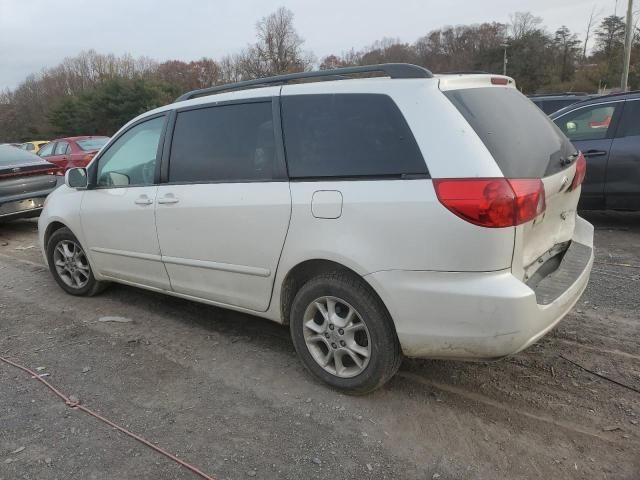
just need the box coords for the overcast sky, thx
[0,0,618,90]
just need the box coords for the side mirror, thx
[65,168,88,189]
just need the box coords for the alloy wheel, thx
[53,239,90,289]
[302,296,371,378]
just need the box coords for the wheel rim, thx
[53,239,90,289]
[302,296,371,378]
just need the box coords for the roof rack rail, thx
[175,63,433,102]
[439,70,490,75]
[528,92,591,97]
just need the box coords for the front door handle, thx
[157,194,179,205]
[134,195,153,205]
[583,149,607,158]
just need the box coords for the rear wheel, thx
[290,272,401,394]
[46,227,107,296]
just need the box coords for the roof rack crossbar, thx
[175,63,433,102]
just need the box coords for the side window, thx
[616,100,640,138]
[54,142,69,155]
[38,142,55,157]
[169,102,276,183]
[544,100,576,115]
[556,103,620,141]
[25,143,34,151]
[97,116,165,187]
[281,94,426,178]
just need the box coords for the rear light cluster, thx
[570,152,586,191]
[0,167,63,179]
[434,178,546,228]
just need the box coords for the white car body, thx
[39,70,594,363]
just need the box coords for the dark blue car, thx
[550,91,640,211]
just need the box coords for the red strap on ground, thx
[0,355,216,480]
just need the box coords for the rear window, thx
[77,138,109,151]
[0,145,44,165]
[281,94,427,178]
[445,88,576,178]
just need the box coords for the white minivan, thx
[39,64,593,393]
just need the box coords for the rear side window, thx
[54,142,69,155]
[169,102,277,183]
[445,88,576,178]
[38,142,55,157]
[616,100,640,138]
[281,94,427,178]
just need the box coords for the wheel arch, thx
[43,220,70,249]
[279,258,394,330]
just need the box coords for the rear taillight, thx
[0,167,63,179]
[570,152,586,191]
[433,178,546,228]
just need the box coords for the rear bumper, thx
[0,178,63,221]
[366,216,594,360]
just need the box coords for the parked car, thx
[528,93,596,115]
[38,136,109,171]
[19,140,49,154]
[550,91,640,210]
[0,145,63,222]
[38,64,594,393]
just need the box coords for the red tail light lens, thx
[433,178,546,228]
[0,167,63,179]
[570,152,586,191]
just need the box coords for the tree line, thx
[1,7,638,142]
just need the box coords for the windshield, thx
[77,138,109,151]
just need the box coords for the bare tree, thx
[583,5,603,60]
[508,12,543,40]
[240,7,313,78]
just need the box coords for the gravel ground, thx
[0,211,638,480]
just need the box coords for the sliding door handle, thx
[157,194,179,205]
[134,195,153,205]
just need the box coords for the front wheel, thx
[46,227,107,296]
[289,272,402,394]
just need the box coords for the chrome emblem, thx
[11,167,20,173]
[559,176,569,192]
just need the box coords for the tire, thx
[289,271,402,395]
[46,227,107,296]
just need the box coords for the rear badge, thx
[559,176,569,192]
[11,167,20,173]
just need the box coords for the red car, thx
[38,136,109,171]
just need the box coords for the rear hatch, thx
[439,76,582,283]
[0,145,61,197]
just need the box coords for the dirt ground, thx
[0,211,638,480]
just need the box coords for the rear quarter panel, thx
[277,179,515,275]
